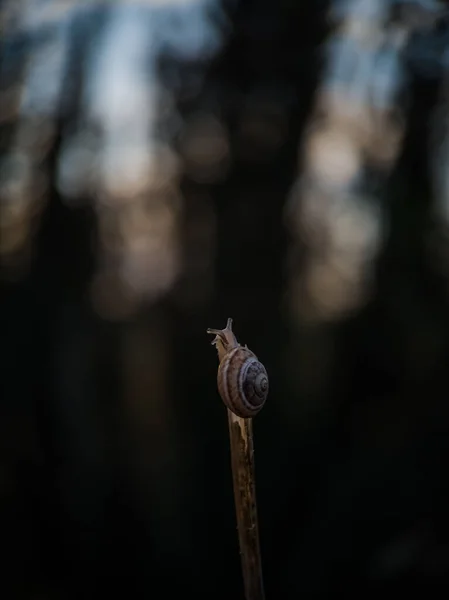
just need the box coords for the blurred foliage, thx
[2,0,449,598]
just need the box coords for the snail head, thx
[207,317,239,362]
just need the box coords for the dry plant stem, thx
[207,318,266,600]
[227,409,265,600]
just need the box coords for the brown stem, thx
[227,409,265,600]
[207,318,265,599]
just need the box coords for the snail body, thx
[207,318,268,418]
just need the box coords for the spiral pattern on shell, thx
[217,346,269,418]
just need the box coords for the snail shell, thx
[207,318,269,418]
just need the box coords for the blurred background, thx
[2,0,449,597]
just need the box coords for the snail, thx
[207,318,269,418]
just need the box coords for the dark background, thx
[2,1,449,598]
